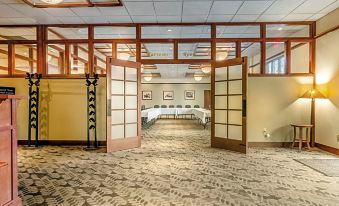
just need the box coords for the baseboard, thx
[248,142,291,147]
[18,140,107,147]
[315,143,339,155]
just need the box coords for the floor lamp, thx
[300,88,327,147]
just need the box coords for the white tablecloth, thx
[141,108,211,123]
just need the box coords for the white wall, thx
[141,83,210,108]
[315,8,339,149]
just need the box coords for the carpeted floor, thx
[18,119,339,206]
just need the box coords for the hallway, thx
[18,120,339,206]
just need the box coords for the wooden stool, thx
[290,124,313,151]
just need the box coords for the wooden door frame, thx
[211,57,248,153]
[106,57,142,152]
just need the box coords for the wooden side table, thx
[290,124,313,151]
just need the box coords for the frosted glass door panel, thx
[229,96,242,109]
[215,96,227,109]
[228,111,242,125]
[215,81,227,95]
[215,67,227,81]
[125,82,137,95]
[111,66,124,80]
[126,124,137,138]
[126,110,137,123]
[126,96,137,109]
[111,96,124,109]
[229,81,242,94]
[215,110,227,123]
[111,81,124,94]
[111,110,124,124]
[215,124,227,138]
[229,65,242,79]
[125,67,137,81]
[228,126,242,140]
[111,125,124,139]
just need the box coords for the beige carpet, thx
[18,119,339,206]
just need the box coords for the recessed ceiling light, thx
[278,27,283,31]
[167,29,172,32]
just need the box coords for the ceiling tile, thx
[106,16,133,23]
[232,14,260,22]
[71,7,102,17]
[124,2,156,16]
[182,15,208,23]
[307,13,327,21]
[319,1,339,14]
[131,15,157,23]
[0,4,25,17]
[81,16,109,24]
[183,1,212,15]
[43,8,76,17]
[237,1,273,15]
[264,0,304,15]
[154,2,182,16]
[98,6,129,16]
[257,14,285,22]
[207,15,233,22]
[210,1,243,15]
[57,16,85,24]
[283,13,314,21]
[293,0,336,14]
[157,16,182,23]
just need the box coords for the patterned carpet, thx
[18,119,339,206]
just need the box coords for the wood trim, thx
[248,142,292,147]
[315,143,339,155]
[22,0,122,8]
[18,140,107,146]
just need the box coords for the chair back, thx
[176,105,182,108]
[169,105,174,108]
[194,105,200,108]
[161,105,167,108]
[185,105,191,108]
[141,105,146,110]
[154,105,160,108]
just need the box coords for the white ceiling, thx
[0,0,337,24]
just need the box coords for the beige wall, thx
[141,83,210,109]
[315,9,339,149]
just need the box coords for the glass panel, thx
[142,25,210,39]
[94,43,111,75]
[111,110,124,125]
[48,27,88,40]
[291,42,310,73]
[111,81,124,94]
[14,44,37,74]
[125,67,137,81]
[70,44,88,74]
[215,110,227,124]
[111,96,124,109]
[217,25,260,38]
[215,81,227,95]
[229,81,242,94]
[117,44,136,62]
[228,111,242,125]
[266,42,286,74]
[266,24,310,38]
[229,96,242,110]
[228,65,242,79]
[242,42,261,74]
[228,126,242,140]
[125,82,137,95]
[111,66,124,80]
[216,43,236,61]
[215,124,227,138]
[111,125,124,139]
[47,44,65,75]
[215,67,227,81]
[141,43,173,59]
[0,44,8,75]
[178,42,211,59]
[126,110,137,123]
[215,96,227,110]
[125,124,137,138]
[0,27,36,40]
[94,26,136,39]
[126,96,137,109]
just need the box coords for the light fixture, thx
[143,73,153,82]
[201,65,211,73]
[194,73,203,81]
[41,0,64,4]
[167,29,172,32]
[278,27,283,31]
[300,88,326,99]
[216,51,228,61]
[118,52,130,60]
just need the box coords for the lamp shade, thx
[300,88,326,99]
